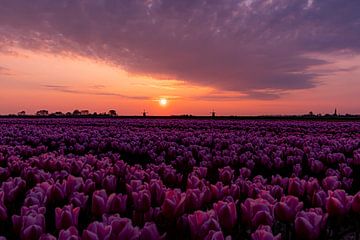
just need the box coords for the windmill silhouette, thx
[142,109,148,117]
[210,109,216,118]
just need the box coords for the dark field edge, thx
[0,115,360,121]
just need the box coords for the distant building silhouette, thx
[36,110,48,116]
[17,111,26,116]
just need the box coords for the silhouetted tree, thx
[73,109,81,116]
[36,110,49,116]
[108,110,117,116]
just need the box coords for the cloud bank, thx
[0,0,360,98]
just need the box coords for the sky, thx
[0,0,359,116]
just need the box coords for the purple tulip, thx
[102,175,117,193]
[105,215,140,239]
[12,213,46,240]
[311,190,327,209]
[65,175,84,196]
[84,179,96,195]
[55,205,80,230]
[219,167,234,184]
[188,210,221,240]
[192,167,208,179]
[92,190,108,217]
[82,221,112,240]
[69,192,88,209]
[354,151,360,166]
[149,180,165,206]
[210,182,226,201]
[161,189,185,219]
[58,226,80,240]
[326,190,352,216]
[21,225,44,240]
[1,177,26,203]
[274,195,303,222]
[322,176,341,191]
[46,182,66,205]
[352,191,360,213]
[106,193,127,214]
[305,178,320,199]
[213,200,237,231]
[288,177,305,197]
[241,198,274,228]
[139,222,164,240]
[184,189,204,212]
[39,234,56,240]
[132,189,151,212]
[0,192,7,221]
[204,230,229,240]
[295,210,327,240]
[251,225,281,240]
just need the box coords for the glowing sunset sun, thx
[159,98,168,106]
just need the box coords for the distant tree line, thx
[17,109,118,117]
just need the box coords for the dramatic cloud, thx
[0,65,12,76]
[0,0,359,98]
[43,85,150,100]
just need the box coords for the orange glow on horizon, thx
[0,47,360,116]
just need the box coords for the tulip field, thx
[0,118,359,240]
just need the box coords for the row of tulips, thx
[0,118,359,239]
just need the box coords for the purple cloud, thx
[43,84,151,100]
[0,0,359,98]
[0,65,12,76]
